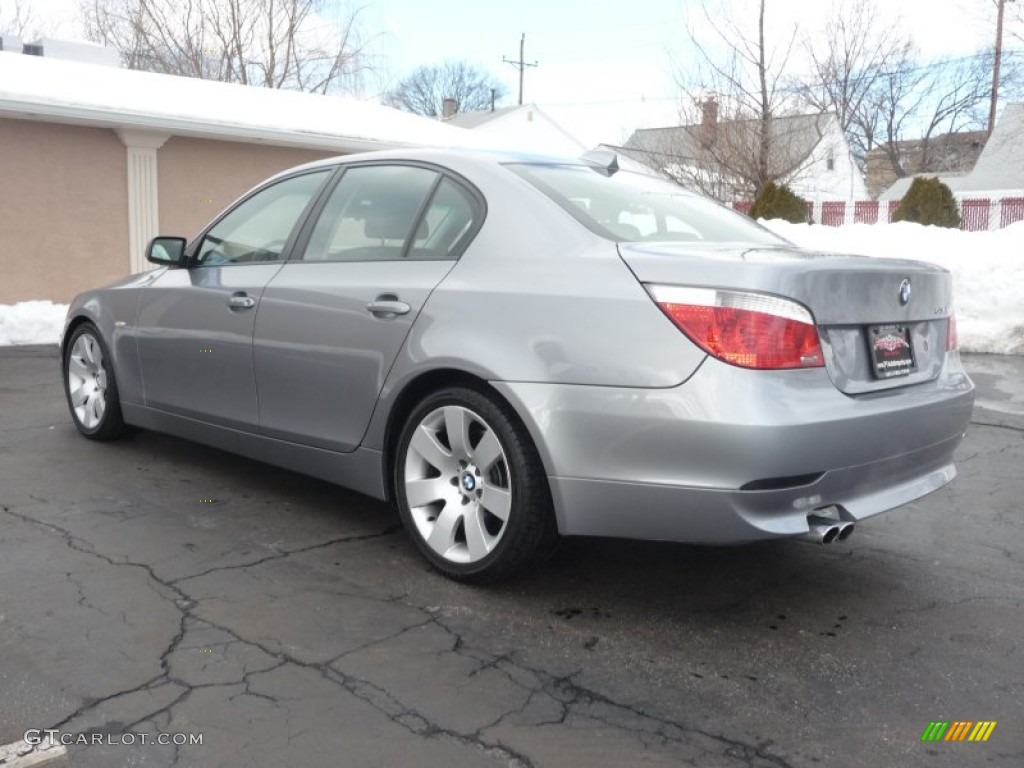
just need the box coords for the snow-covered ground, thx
[0,301,67,346]
[760,220,1024,356]
[1,221,1021,354]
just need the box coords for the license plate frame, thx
[868,324,915,379]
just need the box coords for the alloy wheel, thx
[67,332,108,430]
[403,405,512,564]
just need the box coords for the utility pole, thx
[503,33,538,106]
[988,0,1013,137]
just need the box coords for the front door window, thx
[197,171,330,265]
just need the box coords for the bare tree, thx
[662,0,821,200]
[797,0,1019,198]
[80,0,372,93]
[1012,1,1024,45]
[861,49,1006,180]
[912,55,1000,161]
[0,0,43,39]
[795,0,908,167]
[384,60,507,117]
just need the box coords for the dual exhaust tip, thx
[800,514,854,545]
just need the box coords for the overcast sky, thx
[11,0,1023,144]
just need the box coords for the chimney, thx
[700,97,718,147]
[441,98,457,119]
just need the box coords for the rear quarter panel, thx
[360,161,708,452]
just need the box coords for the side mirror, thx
[146,236,188,267]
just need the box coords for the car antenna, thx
[579,149,620,177]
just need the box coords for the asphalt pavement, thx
[0,346,1021,768]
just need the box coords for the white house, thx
[621,105,867,204]
[879,103,1024,202]
[446,103,587,157]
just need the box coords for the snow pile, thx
[761,219,1024,356]
[0,301,67,346]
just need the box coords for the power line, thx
[789,48,1024,92]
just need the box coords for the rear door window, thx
[299,165,439,262]
[408,177,482,260]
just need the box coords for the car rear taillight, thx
[946,313,958,351]
[647,285,825,370]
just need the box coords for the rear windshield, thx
[508,163,785,246]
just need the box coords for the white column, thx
[116,129,171,274]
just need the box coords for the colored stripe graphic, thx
[944,721,972,741]
[969,722,997,742]
[921,721,996,742]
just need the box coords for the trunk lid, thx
[618,243,954,394]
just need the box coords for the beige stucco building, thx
[0,52,480,304]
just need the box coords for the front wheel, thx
[63,323,130,440]
[394,386,558,583]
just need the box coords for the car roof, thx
[274,146,586,179]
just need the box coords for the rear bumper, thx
[493,353,974,542]
[547,436,957,541]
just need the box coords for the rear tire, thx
[63,323,130,441]
[394,386,558,583]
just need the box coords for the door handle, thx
[228,293,257,310]
[365,298,411,316]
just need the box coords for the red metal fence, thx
[1001,197,1024,228]
[960,199,990,231]
[820,201,846,227]
[854,200,879,224]
[733,197,1023,231]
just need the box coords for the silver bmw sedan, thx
[61,149,974,582]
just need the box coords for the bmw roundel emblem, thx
[899,278,912,306]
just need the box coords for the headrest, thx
[364,210,428,241]
[364,212,408,240]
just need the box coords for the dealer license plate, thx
[869,324,915,379]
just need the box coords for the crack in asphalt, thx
[2,504,538,766]
[167,524,403,586]
[227,659,289,706]
[956,440,1020,464]
[891,594,1023,616]
[482,663,795,768]
[2,502,802,768]
[970,418,1024,433]
[327,616,437,663]
[843,539,1021,591]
